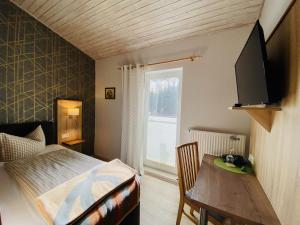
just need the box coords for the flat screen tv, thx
[235,21,280,106]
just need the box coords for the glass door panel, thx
[144,68,182,173]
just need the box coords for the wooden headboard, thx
[0,121,56,145]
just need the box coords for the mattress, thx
[1,145,140,225]
[5,147,102,201]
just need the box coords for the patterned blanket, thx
[36,159,136,225]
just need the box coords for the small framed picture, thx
[105,87,116,99]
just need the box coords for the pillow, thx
[26,125,46,145]
[0,125,46,162]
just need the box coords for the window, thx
[144,68,182,173]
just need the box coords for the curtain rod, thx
[117,55,201,70]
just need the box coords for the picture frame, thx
[105,87,116,99]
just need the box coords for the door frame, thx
[143,67,183,174]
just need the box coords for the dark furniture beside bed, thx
[120,204,140,225]
[0,121,140,225]
[62,139,85,153]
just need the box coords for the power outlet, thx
[248,153,255,166]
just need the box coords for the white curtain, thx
[121,64,145,174]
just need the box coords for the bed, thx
[0,121,140,225]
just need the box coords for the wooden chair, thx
[176,142,224,225]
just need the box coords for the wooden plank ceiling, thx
[11,0,264,59]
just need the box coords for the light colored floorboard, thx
[140,174,195,225]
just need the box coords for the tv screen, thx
[235,21,278,106]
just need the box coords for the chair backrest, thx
[176,142,200,195]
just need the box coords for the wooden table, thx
[190,155,281,225]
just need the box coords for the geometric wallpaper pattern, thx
[0,0,95,155]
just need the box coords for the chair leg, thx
[190,208,195,217]
[176,200,184,225]
[183,209,198,225]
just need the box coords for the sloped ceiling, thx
[11,0,264,59]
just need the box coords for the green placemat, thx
[214,158,253,174]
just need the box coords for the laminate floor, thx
[140,174,195,225]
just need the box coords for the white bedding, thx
[5,146,102,200]
[0,164,46,225]
[0,144,103,225]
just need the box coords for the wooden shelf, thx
[62,139,85,146]
[229,106,282,132]
[229,106,281,111]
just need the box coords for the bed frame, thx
[0,121,140,225]
[0,121,56,145]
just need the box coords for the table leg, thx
[199,208,208,225]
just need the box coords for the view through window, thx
[144,68,182,173]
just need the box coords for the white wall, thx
[95,26,253,160]
[259,0,294,39]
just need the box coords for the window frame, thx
[143,67,183,174]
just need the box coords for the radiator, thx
[188,129,246,163]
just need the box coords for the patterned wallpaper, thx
[0,0,95,155]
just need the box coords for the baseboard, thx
[144,166,178,185]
